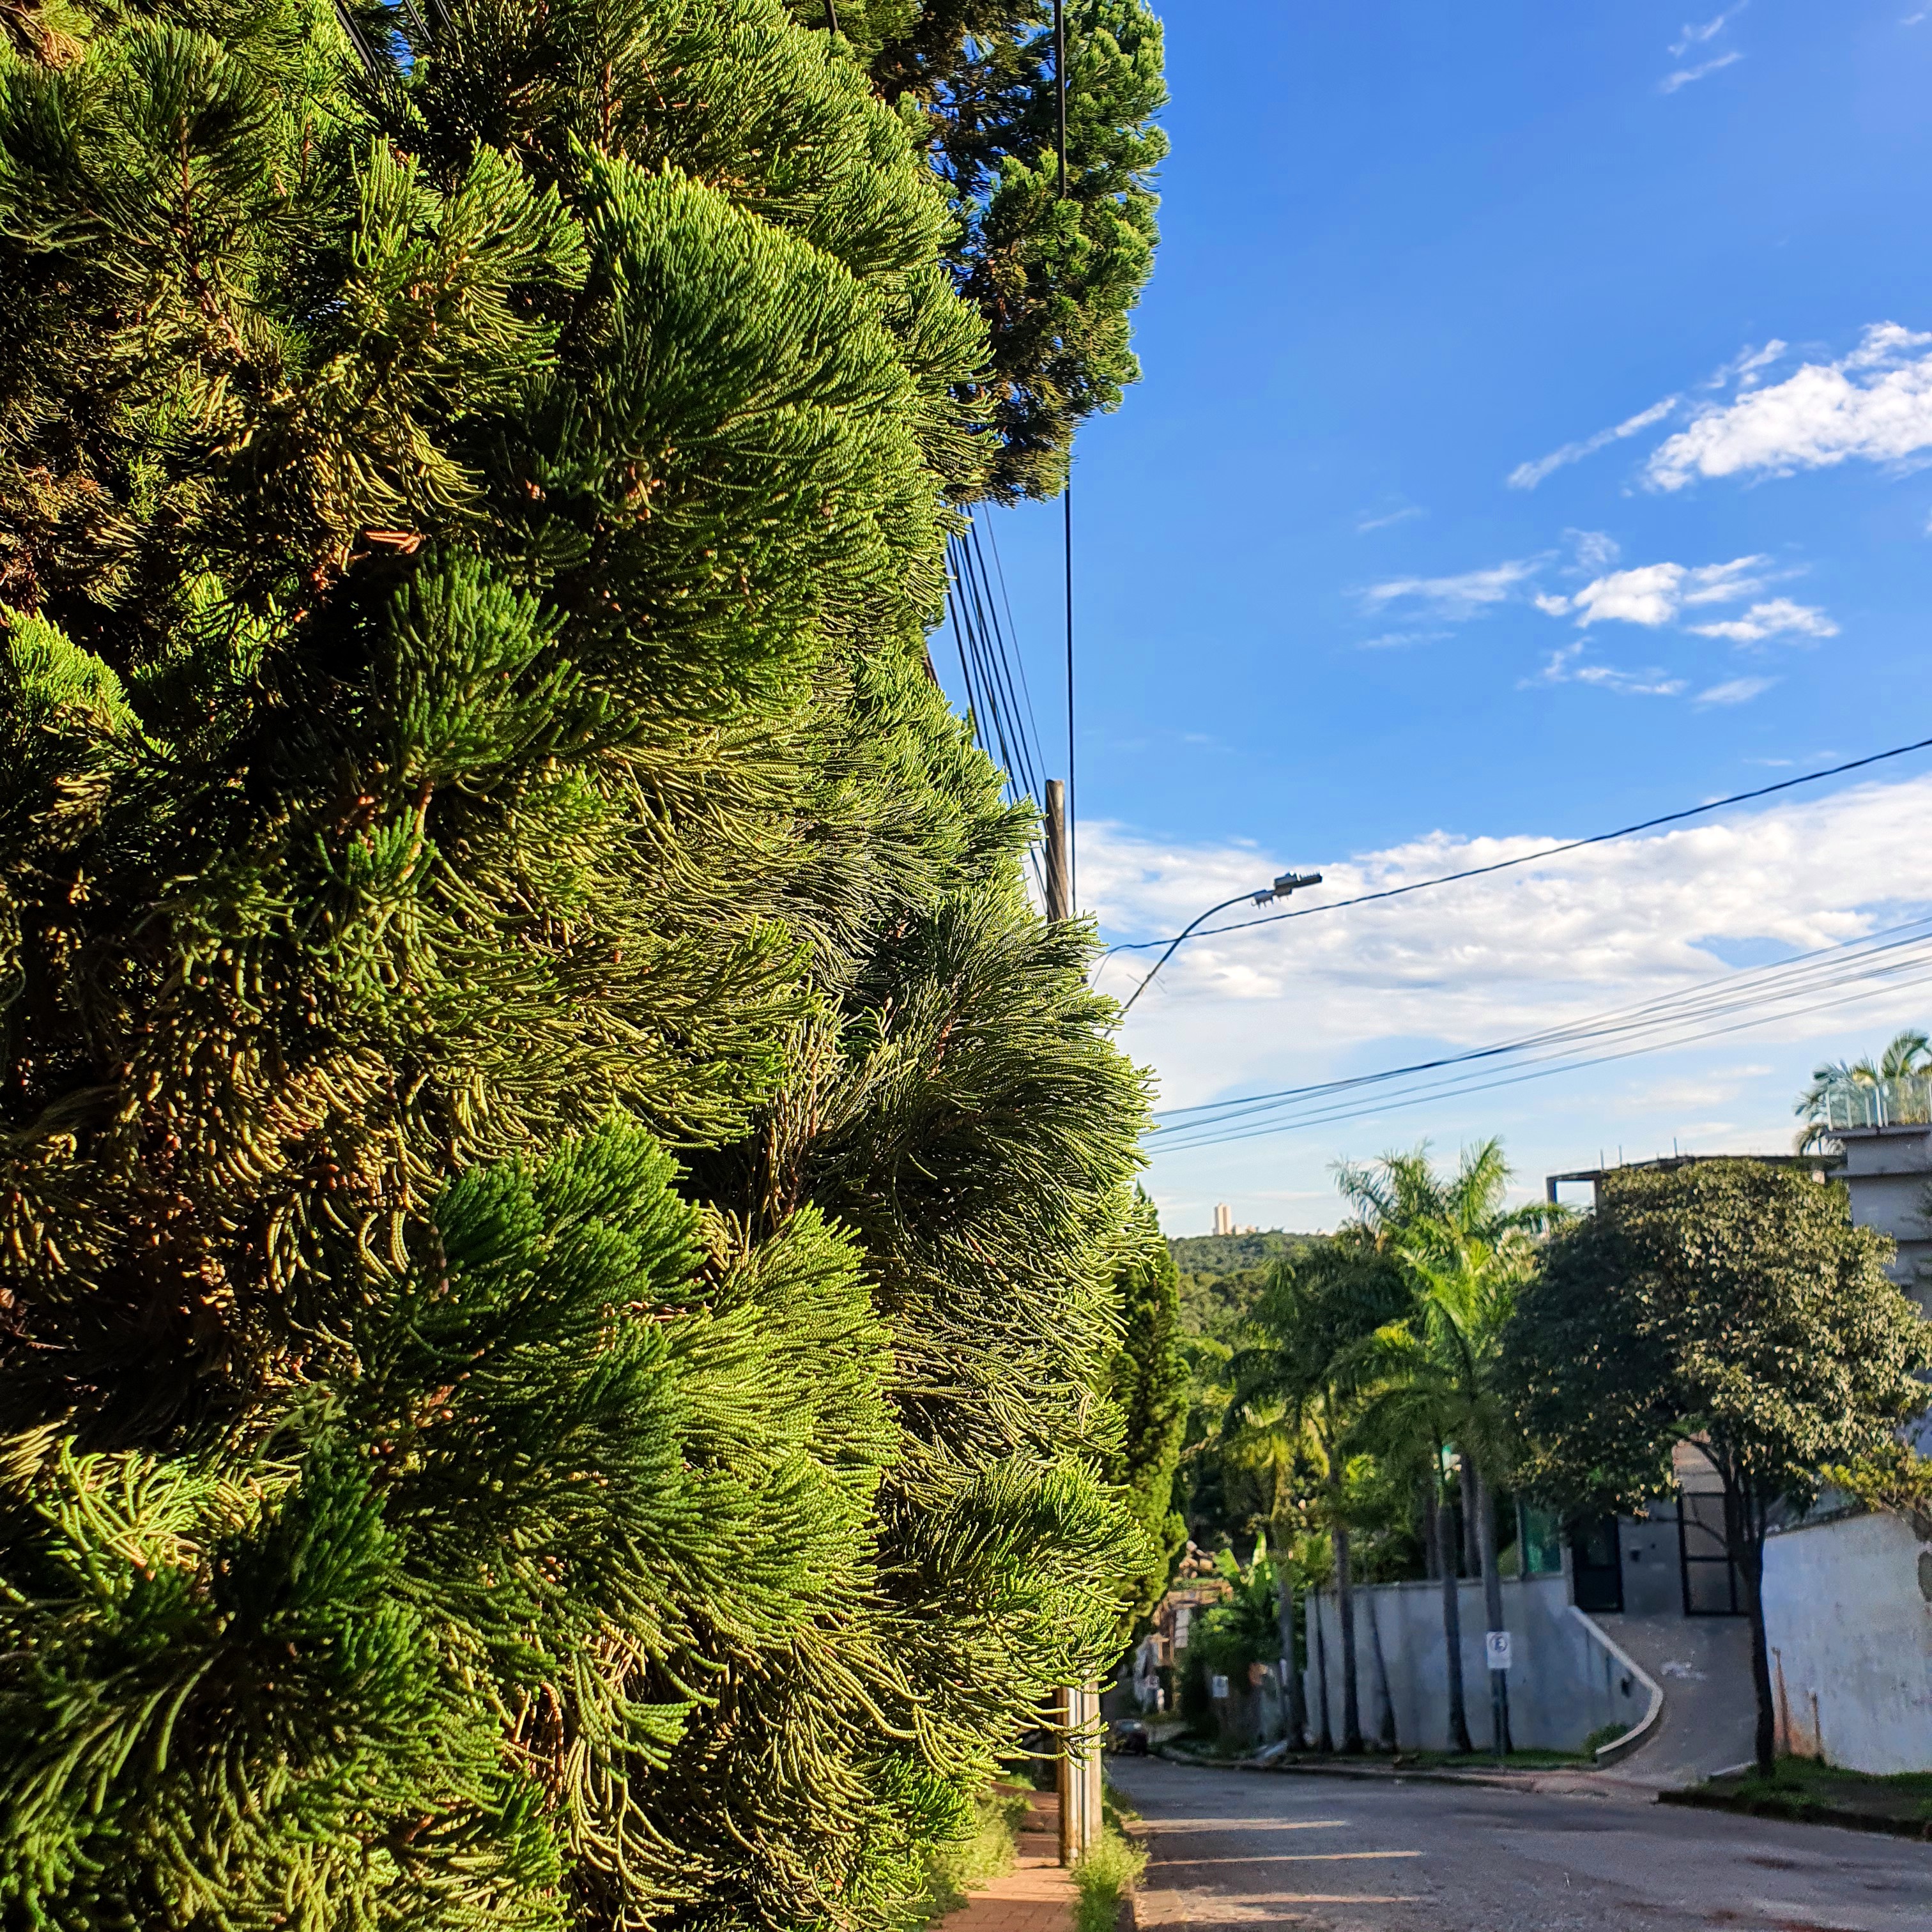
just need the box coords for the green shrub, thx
[1072,1826,1147,1932]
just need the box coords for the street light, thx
[1116,870,1323,1018]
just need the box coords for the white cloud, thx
[1362,560,1540,618]
[1528,643,1686,697]
[1354,630,1450,650]
[1671,4,1747,58]
[1706,340,1787,390]
[1648,323,1932,489]
[1087,769,1932,1121]
[1507,397,1679,490]
[1694,675,1778,705]
[1356,504,1425,533]
[1568,529,1621,571]
[1685,598,1838,644]
[1543,555,1770,628]
[1661,49,1742,93]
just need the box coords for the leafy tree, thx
[1503,1160,1931,1774]
[1794,1027,1932,1147]
[0,0,1149,1922]
[801,0,1167,500]
[1104,1189,1189,1624]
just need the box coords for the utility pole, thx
[1043,778,1098,1859]
[1046,779,1071,924]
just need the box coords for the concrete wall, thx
[1836,1122,1932,1310]
[1303,1574,1652,1754]
[1762,1508,1932,1774]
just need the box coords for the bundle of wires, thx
[1149,913,1932,1150]
[942,518,1048,898]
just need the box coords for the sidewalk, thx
[937,1788,1077,1932]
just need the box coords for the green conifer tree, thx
[0,1,1154,1922]
[791,0,1168,500]
[1104,1189,1187,1623]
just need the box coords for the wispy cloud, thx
[1362,559,1541,618]
[1706,340,1786,390]
[1538,556,1776,629]
[1568,530,1622,572]
[1695,675,1779,705]
[1685,598,1838,645]
[1528,643,1686,696]
[1660,4,1747,92]
[1354,630,1450,651]
[1671,3,1747,58]
[1661,48,1742,93]
[1508,397,1680,490]
[1649,323,1932,489]
[1356,503,1425,534]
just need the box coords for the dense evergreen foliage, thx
[1103,1189,1186,1621]
[0,1,1158,1922]
[791,0,1167,499]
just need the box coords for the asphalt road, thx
[1107,1757,1932,1932]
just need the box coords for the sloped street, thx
[1109,1758,1932,1932]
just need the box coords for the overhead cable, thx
[1105,732,1932,959]
[1149,917,1932,1151]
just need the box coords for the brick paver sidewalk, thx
[937,1788,1076,1932]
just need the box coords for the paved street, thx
[1108,1758,1932,1932]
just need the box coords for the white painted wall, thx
[1303,1574,1653,1754]
[1762,1508,1932,1774]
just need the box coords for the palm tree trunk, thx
[1275,1510,1307,1747]
[1333,1512,1363,1752]
[1437,1487,1473,1754]
[1420,1477,1441,1581]
[1314,1588,1334,1753]
[1459,1453,1482,1577]
[1474,1463,1512,1754]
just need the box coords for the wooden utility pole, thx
[1045,779,1071,923]
[1043,777,1099,1860]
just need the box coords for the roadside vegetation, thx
[1164,1080,1931,1777]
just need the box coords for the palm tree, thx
[1377,1226,1533,1752]
[1230,1234,1407,1754]
[1795,1028,1932,1147]
[1353,1342,1475,1753]
[1338,1141,1554,1755]
[1216,1395,1324,1747]
[1335,1137,1550,1251]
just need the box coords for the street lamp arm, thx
[1115,871,1321,1019]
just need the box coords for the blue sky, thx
[934,1,1932,1233]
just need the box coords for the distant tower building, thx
[1213,1202,1233,1237]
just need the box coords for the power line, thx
[1149,917,1932,1151]
[1104,732,1932,960]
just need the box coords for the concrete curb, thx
[1567,1606,1666,1768]
[1657,1786,1932,1842]
[1154,1743,1627,1798]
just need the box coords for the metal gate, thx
[1569,1515,1623,1614]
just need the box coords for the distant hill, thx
[1167,1230,1320,1346]
[1167,1230,1314,1275]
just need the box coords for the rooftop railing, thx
[1821,1073,1932,1131]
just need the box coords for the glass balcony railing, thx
[1821,1073,1932,1130]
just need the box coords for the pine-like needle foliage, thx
[0,3,1149,1924]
